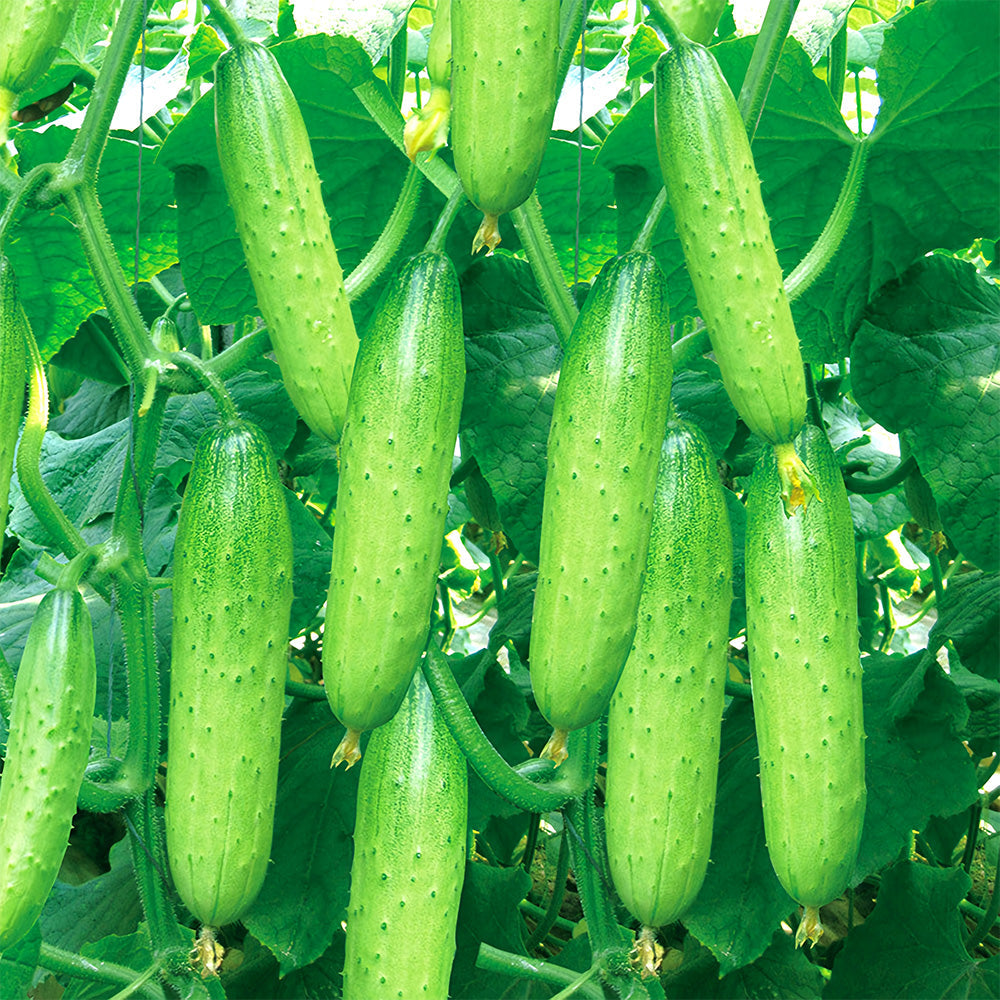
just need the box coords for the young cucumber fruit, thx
[605,419,732,972]
[450,0,560,253]
[343,667,468,1000]
[745,423,865,946]
[165,418,293,929]
[324,252,465,767]
[0,257,26,537]
[529,251,673,762]
[0,579,96,951]
[214,40,357,444]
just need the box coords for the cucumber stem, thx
[37,942,167,1000]
[524,829,572,952]
[630,187,668,254]
[738,0,800,142]
[0,164,52,250]
[475,945,605,1000]
[203,1,248,46]
[826,22,848,109]
[423,184,465,256]
[167,351,238,424]
[842,454,915,494]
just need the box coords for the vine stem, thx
[524,826,572,952]
[738,0,801,142]
[475,945,605,1000]
[204,0,248,45]
[37,943,166,1000]
[968,844,1000,953]
[168,351,238,423]
[0,164,53,249]
[423,185,465,255]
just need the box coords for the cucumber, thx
[324,252,465,767]
[404,0,452,161]
[214,39,358,444]
[165,418,293,928]
[0,257,26,537]
[528,251,673,762]
[0,579,96,950]
[605,419,732,968]
[342,667,468,1000]
[744,422,865,945]
[654,37,811,500]
[450,0,560,253]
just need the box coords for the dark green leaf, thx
[187,22,226,80]
[670,364,738,459]
[284,491,332,635]
[928,571,1000,680]
[489,572,537,663]
[0,926,40,1000]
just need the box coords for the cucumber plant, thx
[0,256,26,537]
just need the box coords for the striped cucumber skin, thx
[215,40,357,444]
[324,252,465,738]
[343,669,468,1000]
[165,419,293,928]
[605,419,733,930]
[0,586,96,950]
[654,40,806,446]
[0,257,26,537]
[529,252,673,737]
[745,423,865,908]
[0,0,79,98]
[451,0,560,218]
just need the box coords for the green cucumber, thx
[165,418,293,929]
[528,251,673,762]
[605,419,732,968]
[404,0,452,161]
[324,252,465,767]
[745,422,865,945]
[0,576,96,950]
[654,36,811,502]
[342,667,468,1000]
[214,39,358,444]
[450,0,560,252]
[0,257,26,538]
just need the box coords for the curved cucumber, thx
[528,251,673,760]
[342,668,468,1000]
[165,418,293,928]
[745,422,865,944]
[0,583,96,950]
[450,0,560,252]
[654,37,806,448]
[605,420,732,948]
[324,252,465,765]
[0,257,26,537]
[214,40,358,444]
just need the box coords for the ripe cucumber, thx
[528,251,673,762]
[0,580,96,950]
[605,419,732,966]
[324,252,465,766]
[342,668,468,1000]
[450,0,560,252]
[655,37,811,501]
[214,39,358,444]
[165,418,293,928]
[745,422,865,945]
[0,257,26,537]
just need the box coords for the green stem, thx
[164,327,271,397]
[421,645,588,812]
[737,0,800,141]
[346,164,425,299]
[522,813,541,872]
[842,454,916,495]
[423,185,465,256]
[524,827,572,952]
[927,546,944,605]
[286,678,327,701]
[519,898,577,936]
[168,351,238,423]
[630,187,668,254]
[670,325,711,372]
[853,71,864,137]
[785,140,869,301]
[827,22,847,109]
[203,1,248,45]
[968,847,1000,953]
[0,164,53,249]
[961,799,982,874]
[511,195,578,349]
[556,0,588,94]
[475,945,605,1000]
[645,0,685,43]
[37,943,166,1000]
[725,678,753,699]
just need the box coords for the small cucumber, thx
[165,418,293,929]
[450,0,560,252]
[324,252,465,766]
[605,419,732,969]
[745,422,865,945]
[214,40,358,444]
[404,0,452,161]
[0,257,26,537]
[529,251,673,762]
[0,580,96,951]
[342,667,468,1000]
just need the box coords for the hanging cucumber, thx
[529,251,673,763]
[605,419,733,974]
[342,667,468,1000]
[450,0,561,253]
[214,39,358,444]
[0,257,26,537]
[654,34,812,507]
[404,0,452,161]
[745,422,865,946]
[324,251,465,767]
[165,418,293,930]
[0,559,96,951]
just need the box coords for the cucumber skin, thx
[215,40,357,444]
[0,586,96,950]
[654,40,806,446]
[450,0,560,218]
[745,423,865,908]
[0,258,26,537]
[0,0,80,98]
[324,253,465,735]
[343,669,468,1000]
[605,420,733,929]
[529,251,673,734]
[165,419,293,928]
